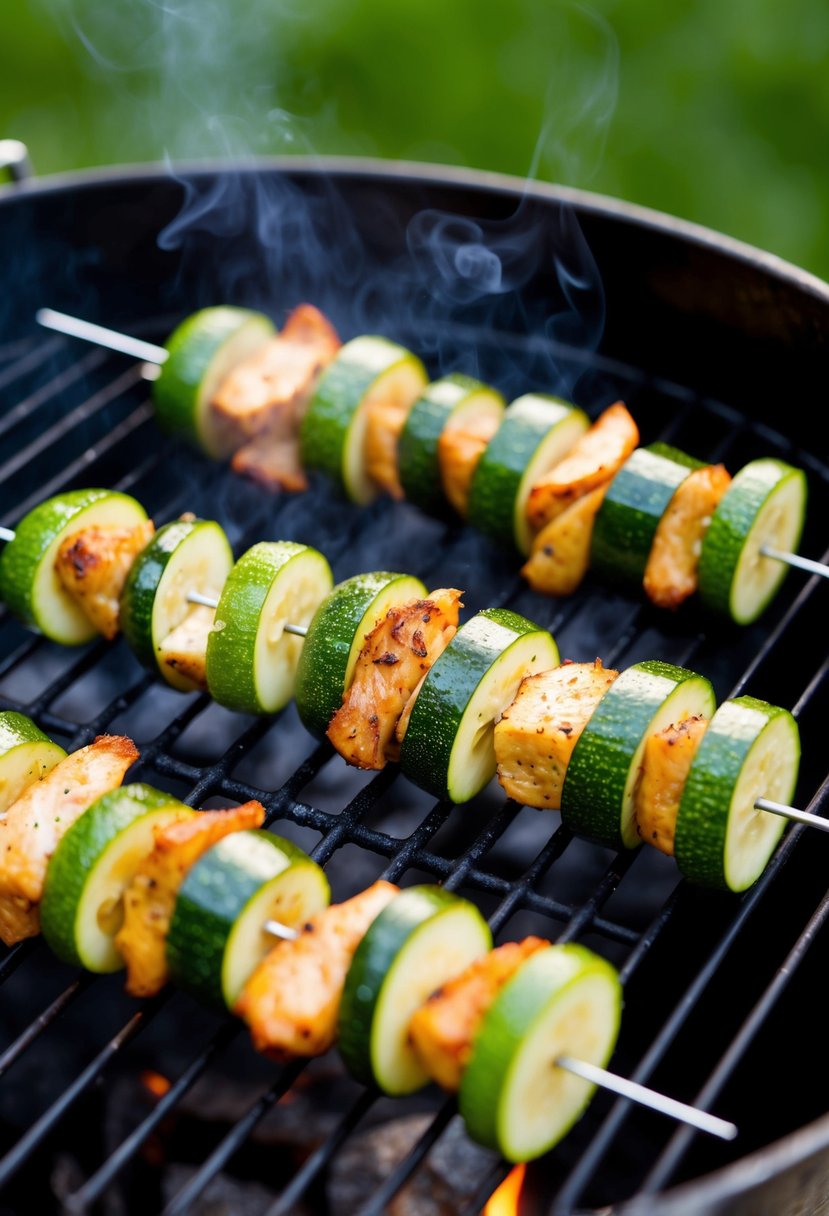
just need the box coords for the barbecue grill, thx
[0,151,828,1216]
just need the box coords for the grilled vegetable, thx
[0,735,139,946]
[674,697,800,891]
[697,458,808,624]
[0,711,66,813]
[300,336,427,503]
[55,518,156,639]
[398,374,506,514]
[522,483,609,596]
[326,587,462,769]
[438,407,504,518]
[205,541,333,715]
[236,879,399,1060]
[642,464,731,609]
[116,801,265,997]
[152,307,276,458]
[166,830,330,1008]
[561,660,716,849]
[294,570,427,739]
[458,943,622,1162]
[338,885,492,1094]
[40,784,192,971]
[494,659,619,810]
[0,489,149,644]
[119,516,233,692]
[634,715,709,855]
[400,608,560,803]
[469,393,590,554]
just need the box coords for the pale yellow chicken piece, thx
[157,604,215,691]
[363,361,430,500]
[116,801,265,997]
[55,520,155,640]
[522,482,608,596]
[0,735,139,946]
[495,660,618,809]
[634,715,709,855]
[643,464,732,610]
[408,938,549,1091]
[526,402,640,532]
[236,879,399,1060]
[438,410,502,517]
[326,589,462,770]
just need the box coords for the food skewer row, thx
[0,719,736,1164]
[0,487,815,892]
[35,306,826,625]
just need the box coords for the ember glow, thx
[484,1163,526,1216]
[141,1070,172,1099]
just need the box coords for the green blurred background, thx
[4,0,828,279]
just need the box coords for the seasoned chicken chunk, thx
[363,361,429,500]
[522,482,608,596]
[116,802,265,997]
[408,938,548,1091]
[327,589,462,770]
[526,403,639,532]
[438,410,501,517]
[157,604,215,691]
[55,521,155,639]
[0,735,138,946]
[495,660,618,809]
[236,879,399,1060]
[231,433,308,493]
[634,715,709,855]
[643,464,732,610]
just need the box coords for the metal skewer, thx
[185,591,307,636]
[259,917,736,1141]
[759,545,829,581]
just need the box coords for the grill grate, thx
[0,313,827,1216]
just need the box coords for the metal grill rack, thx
[0,312,827,1216]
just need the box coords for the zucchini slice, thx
[561,659,716,849]
[697,458,808,625]
[300,336,428,504]
[338,885,492,1094]
[152,307,276,458]
[40,783,192,972]
[293,570,427,739]
[167,829,330,1009]
[0,711,66,812]
[400,608,560,804]
[458,943,622,1162]
[119,517,233,692]
[591,444,704,587]
[674,696,800,891]
[468,394,590,555]
[0,489,149,645]
[398,374,506,514]
[205,541,333,715]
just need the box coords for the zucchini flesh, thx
[0,711,66,812]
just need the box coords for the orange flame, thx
[141,1069,172,1099]
[484,1164,526,1216]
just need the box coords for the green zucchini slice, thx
[40,783,192,972]
[697,458,808,625]
[293,570,427,739]
[119,516,233,692]
[674,696,800,891]
[561,659,716,849]
[152,307,276,458]
[0,711,67,812]
[0,489,149,645]
[167,829,330,1009]
[338,885,492,1094]
[205,541,333,715]
[300,336,428,504]
[400,608,560,803]
[458,943,622,1162]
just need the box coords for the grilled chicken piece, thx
[634,715,709,855]
[55,520,155,640]
[157,604,215,691]
[363,361,431,500]
[231,433,308,492]
[236,879,399,1060]
[116,802,265,997]
[495,660,618,809]
[0,735,138,946]
[522,482,608,596]
[643,464,732,610]
[327,589,463,770]
[526,403,640,532]
[438,410,502,517]
[408,937,549,1091]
